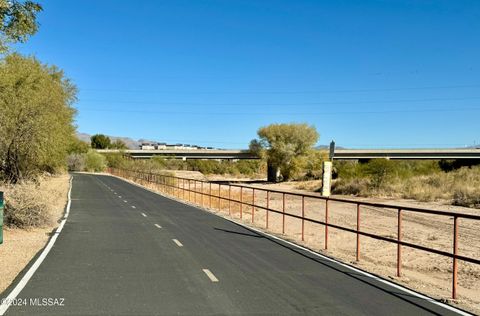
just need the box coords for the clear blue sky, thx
[16,0,480,149]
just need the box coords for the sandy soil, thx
[125,174,480,315]
[0,174,70,294]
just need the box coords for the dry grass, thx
[333,166,480,208]
[0,174,70,228]
[0,174,70,294]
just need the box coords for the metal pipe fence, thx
[108,168,480,299]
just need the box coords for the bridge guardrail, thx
[108,168,480,300]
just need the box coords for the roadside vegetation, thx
[250,123,321,182]
[0,1,74,227]
[332,159,480,208]
[104,153,266,178]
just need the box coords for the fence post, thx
[282,193,286,234]
[356,203,361,262]
[176,177,179,198]
[194,181,197,204]
[252,188,255,224]
[266,191,270,229]
[453,216,458,299]
[397,209,402,277]
[240,187,243,220]
[228,186,231,215]
[301,196,305,242]
[209,183,212,208]
[182,178,184,200]
[218,184,222,211]
[325,199,329,250]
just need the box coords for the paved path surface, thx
[1,174,465,315]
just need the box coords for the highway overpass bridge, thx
[96,149,258,160]
[332,148,480,160]
[97,148,480,160]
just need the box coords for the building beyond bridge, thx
[96,149,257,160]
[139,142,216,151]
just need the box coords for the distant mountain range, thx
[77,133,159,149]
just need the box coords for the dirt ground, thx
[0,174,70,294]
[126,174,480,315]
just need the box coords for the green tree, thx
[0,0,42,53]
[67,138,90,154]
[0,54,77,182]
[110,139,128,150]
[250,123,319,182]
[360,159,400,189]
[90,134,111,149]
[104,152,125,168]
[84,150,106,172]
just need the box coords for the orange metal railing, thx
[108,168,480,300]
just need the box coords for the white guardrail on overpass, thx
[96,148,480,160]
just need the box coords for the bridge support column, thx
[267,162,279,183]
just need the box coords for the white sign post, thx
[322,161,333,197]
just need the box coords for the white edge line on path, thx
[0,176,73,316]
[106,173,472,316]
[202,269,219,282]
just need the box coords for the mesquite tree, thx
[0,0,42,53]
[250,123,319,182]
[0,54,77,182]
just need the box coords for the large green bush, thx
[0,54,77,182]
[85,150,106,172]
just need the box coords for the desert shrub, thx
[2,182,51,228]
[187,160,221,174]
[67,153,85,171]
[236,160,264,176]
[334,161,361,180]
[151,157,186,170]
[148,157,263,176]
[453,187,480,208]
[104,153,126,169]
[360,159,400,188]
[408,160,442,176]
[332,178,370,195]
[402,174,452,201]
[333,161,480,207]
[84,150,106,172]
